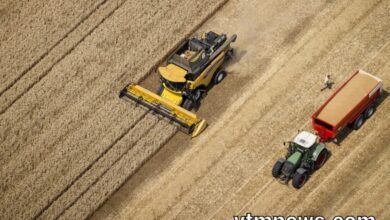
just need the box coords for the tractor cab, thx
[293,131,317,149]
[288,131,318,154]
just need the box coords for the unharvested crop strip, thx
[0,0,129,115]
[0,0,106,97]
[75,122,177,220]
[53,117,163,219]
[32,110,151,219]
[0,89,116,191]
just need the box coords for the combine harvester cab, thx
[312,69,383,142]
[120,31,237,137]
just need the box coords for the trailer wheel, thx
[214,70,226,84]
[315,149,328,170]
[364,105,375,119]
[353,114,365,130]
[292,170,308,189]
[182,99,194,111]
[272,159,284,178]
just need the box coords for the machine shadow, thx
[193,49,247,111]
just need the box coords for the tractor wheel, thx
[156,85,163,95]
[364,105,375,119]
[315,149,328,170]
[272,159,284,178]
[292,170,308,189]
[182,99,194,111]
[213,70,226,85]
[353,114,365,130]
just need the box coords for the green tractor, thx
[272,131,329,189]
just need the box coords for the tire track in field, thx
[0,0,107,95]
[0,0,183,171]
[0,0,106,96]
[60,120,177,220]
[52,116,161,219]
[0,99,142,219]
[0,0,128,114]
[35,111,153,219]
[0,0,95,89]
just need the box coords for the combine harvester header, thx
[120,83,207,137]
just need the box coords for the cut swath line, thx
[0,0,108,97]
[33,110,150,219]
[0,0,129,115]
[83,123,178,220]
[53,113,160,219]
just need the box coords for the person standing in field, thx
[321,74,333,91]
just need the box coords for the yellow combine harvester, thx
[120,31,237,137]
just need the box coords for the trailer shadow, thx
[332,89,389,145]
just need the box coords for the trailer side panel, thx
[312,70,383,141]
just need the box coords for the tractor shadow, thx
[331,89,389,146]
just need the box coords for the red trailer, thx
[312,70,383,142]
